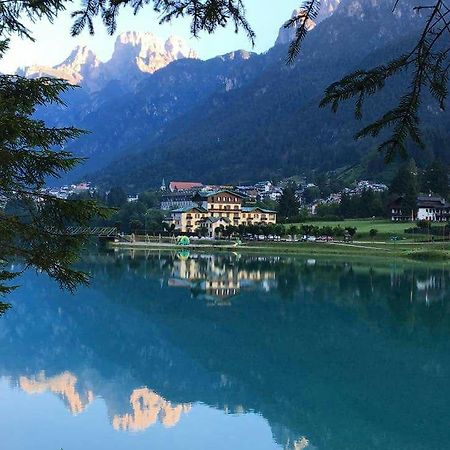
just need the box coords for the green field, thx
[291,219,446,241]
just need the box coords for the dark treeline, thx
[71,187,165,234]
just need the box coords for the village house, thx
[201,216,231,238]
[127,194,139,203]
[160,192,198,210]
[164,189,277,235]
[165,206,208,233]
[241,206,278,225]
[169,181,203,192]
[193,189,246,226]
[416,194,450,222]
[389,193,450,222]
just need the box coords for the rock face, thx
[315,0,342,22]
[102,32,198,84]
[19,32,198,92]
[19,45,102,91]
[275,8,316,46]
[275,0,341,46]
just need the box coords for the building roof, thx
[194,189,246,199]
[169,181,203,191]
[418,200,450,208]
[204,217,231,224]
[417,193,449,207]
[161,192,195,199]
[389,194,450,210]
[170,206,207,213]
[241,206,277,213]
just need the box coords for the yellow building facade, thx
[164,190,277,235]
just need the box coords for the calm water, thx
[1,251,450,450]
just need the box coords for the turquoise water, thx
[0,250,450,450]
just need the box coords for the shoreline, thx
[108,240,450,262]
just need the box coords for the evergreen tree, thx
[107,186,128,208]
[390,160,419,218]
[0,42,106,295]
[390,160,419,195]
[422,160,449,198]
[303,186,321,204]
[278,183,300,220]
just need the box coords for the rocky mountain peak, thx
[108,32,198,75]
[18,45,101,89]
[219,50,254,62]
[275,0,341,46]
[61,45,100,70]
[19,32,198,92]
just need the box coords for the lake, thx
[0,250,449,450]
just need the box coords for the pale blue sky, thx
[1,1,301,73]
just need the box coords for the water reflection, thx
[168,251,277,304]
[112,388,191,431]
[19,371,94,414]
[14,371,191,431]
[1,251,450,450]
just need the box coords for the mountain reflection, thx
[14,371,191,431]
[19,371,94,415]
[112,388,191,431]
[1,250,450,450]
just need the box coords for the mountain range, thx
[24,0,450,190]
[19,32,198,92]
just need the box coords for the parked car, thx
[316,236,333,242]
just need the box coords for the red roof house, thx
[169,181,203,192]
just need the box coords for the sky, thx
[0,1,301,73]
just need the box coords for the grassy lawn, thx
[290,218,446,241]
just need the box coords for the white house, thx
[416,194,450,222]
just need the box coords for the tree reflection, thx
[1,251,450,449]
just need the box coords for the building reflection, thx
[109,250,450,306]
[390,267,448,304]
[2,251,450,450]
[168,253,277,304]
[17,371,191,432]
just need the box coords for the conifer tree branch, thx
[285,0,321,64]
[320,0,450,161]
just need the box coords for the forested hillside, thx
[90,0,449,190]
[30,0,450,189]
